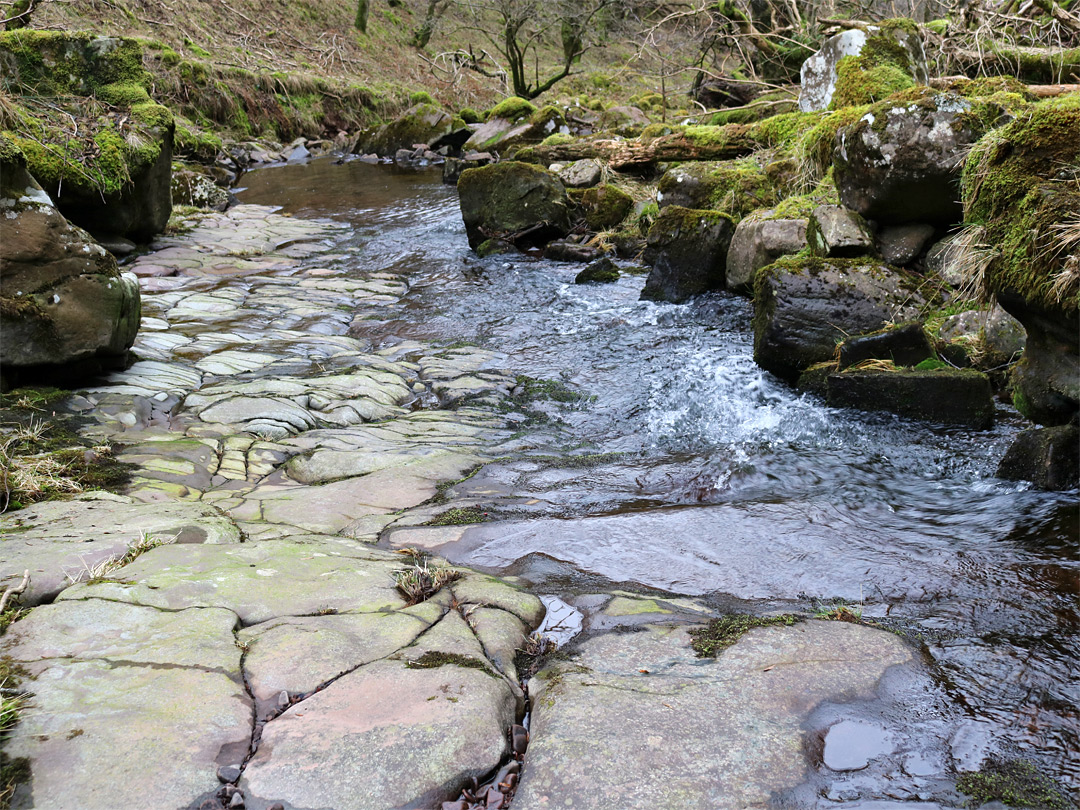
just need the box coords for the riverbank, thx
[0,160,1076,809]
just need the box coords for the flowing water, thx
[237,159,1079,793]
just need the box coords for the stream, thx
[236,157,1079,793]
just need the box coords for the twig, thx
[0,571,29,614]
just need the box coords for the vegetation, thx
[393,560,462,604]
[688,613,801,657]
[956,760,1072,810]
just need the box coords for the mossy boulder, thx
[171,166,230,211]
[575,257,620,284]
[0,30,152,101]
[799,21,927,112]
[833,89,1010,225]
[458,162,572,251]
[826,367,995,428]
[962,95,1080,425]
[0,32,174,241]
[465,104,566,155]
[753,256,933,381]
[0,139,140,377]
[597,105,650,136]
[656,158,778,221]
[641,206,735,303]
[356,103,454,156]
[581,185,634,231]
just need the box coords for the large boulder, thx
[581,184,634,230]
[464,99,566,155]
[355,103,456,156]
[641,206,735,303]
[726,213,808,296]
[799,22,927,112]
[0,31,174,242]
[0,138,140,378]
[457,162,572,250]
[833,89,1007,225]
[656,159,778,221]
[753,257,931,381]
[961,95,1080,427]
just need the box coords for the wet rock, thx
[0,494,240,606]
[575,257,620,284]
[476,238,518,258]
[458,162,571,251]
[240,658,517,810]
[217,765,242,784]
[823,720,896,771]
[799,24,926,112]
[826,368,995,428]
[581,184,634,230]
[996,424,1079,491]
[558,159,603,189]
[834,90,1003,225]
[876,223,936,266]
[998,292,1079,426]
[544,241,602,263]
[515,621,915,809]
[838,323,935,369]
[808,205,876,258]
[753,257,931,381]
[725,214,808,295]
[0,143,141,376]
[356,103,454,156]
[451,571,545,627]
[641,206,735,303]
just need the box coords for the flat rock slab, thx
[241,658,517,810]
[3,601,249,810]
[0,494,240,605]
[57,536,411,624]
[515,620,914,809]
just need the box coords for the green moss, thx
[914,357,947,371]
[689,614,801,657]
[425,506,489,526]
[582,184,634,230]
[405,651,497,677]
[747,110,818,148]
[961,93,1080,312]
[925,18,949,34]
[459,107,482,124]
[541,132,575,147]
[658,158,778,222]
[512,374,585,404]
[98,82,152,106]
[832,58,915,109]
[487,96,536,122]
[409,90,435,105]
[0,30,151,99]
[956,760,1071,809]
[793,104,872,186]
[769,171,839,219]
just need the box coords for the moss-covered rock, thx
[0,31,174,241]
[656,158,778,222]
[581,184,634,231]
[458,162,571,251]
[575,257,620,284]
[833,89,1012,225]
[464,103,566,155]
[641,206,735,303]
[799,21,927,113]
[356,103,453,156]
[1,137,140,377]
[486,97,536,123]
[753,256,935,381]
[962,94,1080,425]
[997,425,1079,491]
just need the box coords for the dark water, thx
[237,159,1080,792]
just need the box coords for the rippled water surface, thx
[238,159,1079,790]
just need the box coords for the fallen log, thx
[524,124,758,170]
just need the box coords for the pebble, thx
[217,764,242,784]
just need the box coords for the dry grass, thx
[393,560,461,605]
[945,223,999,304]
[1049,215,1080,303]
[66,530,176,586]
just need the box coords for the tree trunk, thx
[355,0,369,33]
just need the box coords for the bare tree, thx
[456,0,616,99]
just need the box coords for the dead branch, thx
[0,571,29,614]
